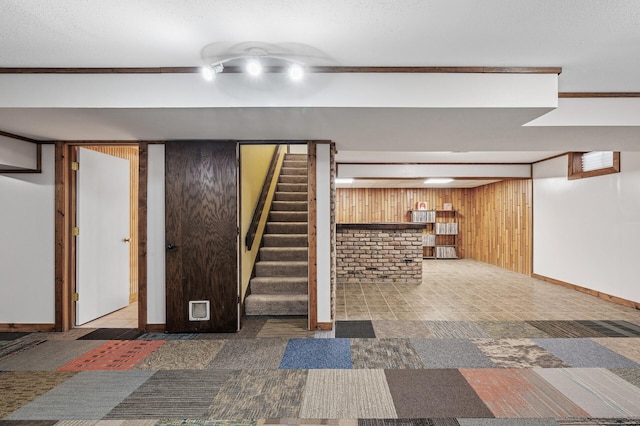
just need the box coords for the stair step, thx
[275,191,308,201]
[283,160,307,168]
[277,183,307,192]
[266,222,308,234]
[245,294,308,316]
[263,234,308,247]
[250,277,308,294]
[256,260,308,277]
[279,175,308,184]
[259,246,308,261]
[271,201,307,211]
[280,167,307,176]
[284,154,307,161]
[269,211,308,222]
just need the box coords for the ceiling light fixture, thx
[200,66,215,82]
[288,63,304,81]
[335,178,354,184]
[424,178,454,184]
[245,59,263,76]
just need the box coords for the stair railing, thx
[245,145,285,250]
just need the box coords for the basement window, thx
[568,151,620,180]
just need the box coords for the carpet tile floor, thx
[1,260,640,424]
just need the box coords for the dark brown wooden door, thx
[165,141,238,333]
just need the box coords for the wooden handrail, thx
[245,145,284,250]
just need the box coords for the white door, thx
[76,148,131,325]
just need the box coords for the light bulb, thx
[246,59,262,76]
[288,63,304,81]
[200,66,214,82]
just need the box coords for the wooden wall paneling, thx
[54,142,70,331]
[468,180,532,275]
[86,146,139,302]
[336,188,471,259]
[137,143,148,331]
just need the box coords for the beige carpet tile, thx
[424,321,491,338]
[591,338,640,363]
[534,368,640,417]
[257,420,357,426]
[350,338,424,369]
[257,319,315,338]
[135,340,225,370]
[0,340,105,371]
[371,321,433,338]
[473,339,570,368]
[299,369,397,419]
[208,338,288,369]
[609,368,640,388]
[0,371,78,418]
[477,321,552,339]
[207,369,308,419]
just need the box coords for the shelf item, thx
[410,208,459,260]
[411,210,435,223]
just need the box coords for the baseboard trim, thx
[316,322,333,331]
[145,323,166,332]
[532,273,640,310]
[0,323,56,332]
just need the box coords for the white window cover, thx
[582,151,614,172]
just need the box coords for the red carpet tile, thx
[459,368,590,418]
[58,340,165,371]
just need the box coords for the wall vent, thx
[189,300,210,321]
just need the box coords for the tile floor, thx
[1,259,640,425]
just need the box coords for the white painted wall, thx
[0,136,39,170]
[316,144,332,323]
[0,145,55,323]
[147,144,166,324]
[533,152,640,303]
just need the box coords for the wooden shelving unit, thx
[410,209,459,259]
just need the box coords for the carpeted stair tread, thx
[280,167,307,175]
[269,211,308,222]
[266,222,308,234]
[245,294,308,316]
[249,277,308,294]
[263,234,308,247]
[275,191,308,201]
[279,175,308,184]
[255,260,308,276]
[271,201,308,211]
[259,246,308,261]
[277,183,307,192]
[283,160,307,168]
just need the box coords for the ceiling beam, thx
[0,66,562,75]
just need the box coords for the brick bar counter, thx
[336,223,424,284]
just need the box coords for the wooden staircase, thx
[245,154,308,316]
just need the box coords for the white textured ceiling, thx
[1,0,639,187]
[1,0,640,92]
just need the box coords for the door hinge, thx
[72,227,80,236]
[71,161,79,171]
[72,292,79,302]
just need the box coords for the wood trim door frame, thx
[54,141,147,331]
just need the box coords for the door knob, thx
[167,243,177,250]
[122,237,131,243]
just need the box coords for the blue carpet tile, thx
[280,338,352,369]
[336,321,377,338]
[531,338,640,368]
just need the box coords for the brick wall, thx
[336,228,423,283]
